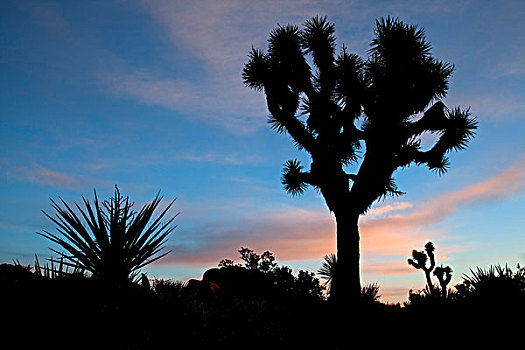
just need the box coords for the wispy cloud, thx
[16,165,81,189]
[360,155,525,260]
[363,261,413,276]
[449,91,525,122]
[493,56,525,78]
[367,202,413,218]
[103,71,266,133]
[177,152,264,165]
[161,206,335,266]
[84,149,265,172]
[103,0,476,132]
[102,1,356,132]
[161,156,525,270]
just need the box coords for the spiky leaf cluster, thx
[39,186,177,284]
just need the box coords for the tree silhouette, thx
[434,265,453,299]
[408,242,437,294]
[408,242,453,299]
[243,16,477,310]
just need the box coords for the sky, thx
[1,0,525,303]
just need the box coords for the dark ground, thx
[2,264,523,349]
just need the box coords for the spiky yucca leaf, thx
[318,253,337,285]
[301,16,337,70]
[38,186,177,284]
[242,47,267,92]
[281,159,309,196]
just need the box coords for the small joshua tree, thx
[408,242,453,299]
[408,242,437,294]
[433,265,453,299]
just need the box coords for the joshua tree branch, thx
[266,95,318,153]
[407,101,448,136]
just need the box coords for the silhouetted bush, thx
[3,256,525,348]
[152,278,185,301]
[455,264,525,304]
[361,282,381,303]
[407,285,456,307]
[214,247,325,302]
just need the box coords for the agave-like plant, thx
[38,186,177,284]
[318,253,337,293]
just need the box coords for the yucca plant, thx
[361,282,381,303]
[38,186,177,285]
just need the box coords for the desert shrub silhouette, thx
[212,247,324,301]
[38,186,177,285]
[455,264,525,305]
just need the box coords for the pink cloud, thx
[363,261,416,276]
[160,207,336,266]
[361,156,525,256]
[18,165,81,189]
[161,156,525,271]
[367,202,413,218]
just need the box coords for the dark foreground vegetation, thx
[2,185,523,348]
[2,252,524,349]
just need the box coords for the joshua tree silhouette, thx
[408,242,437,294]
[408,242,453,298]
[434,265,453,298]
[243,16,477,311]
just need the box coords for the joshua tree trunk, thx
[333,207,361,309]
[425,270,434,294]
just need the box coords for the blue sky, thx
[1,0,524,302]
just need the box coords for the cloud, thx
[367,202,413,218]
[493,56,525,78]
[102,1,361,132]
[104,1,474,132]
[359,156,525,261]
[363,261,414,276]
[453,92,525,122]
[162,206,336,266]
[103,0,284,132]
[17,165,81,189]
[102,69,266,133]
[161,156,525,271]
[176,152,265,165]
